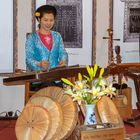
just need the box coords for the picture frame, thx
[123,2,140,42]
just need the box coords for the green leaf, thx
[83,75,90,82]
[61,78,74,86]
[95,78,101,87]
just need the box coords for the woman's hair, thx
[35,5,57,21]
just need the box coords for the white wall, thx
[0,78,24,113]
[18,0,32,69]
[96,0,110,67]
[0,0,32,113]
[0,0,13,73]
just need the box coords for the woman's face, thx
[40,13,55,32]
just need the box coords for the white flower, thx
[73,80,88,91]
[62,65,116,105]
[104,83,116,98]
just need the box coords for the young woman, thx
[26,5,68,90]
[26,5,68,71]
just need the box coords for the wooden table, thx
[3,66,109,104]
[3,65,111,86]
[3,64,139,106]
[3,63,139,103]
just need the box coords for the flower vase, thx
[84,104,96,125]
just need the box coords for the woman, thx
[26,5,68,71]
[26,5,68,90]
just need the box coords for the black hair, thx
[35,5,57,21]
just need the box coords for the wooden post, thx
[25,81,30,104]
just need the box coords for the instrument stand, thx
[125,31,140,127]
[125,32,140,127]
[114,45,140,127]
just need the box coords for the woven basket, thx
[31,86,78,140]
[15,105,50,140]
[27,96,63,140]
[97,96,123,125]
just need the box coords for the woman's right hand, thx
[37,60,50,70]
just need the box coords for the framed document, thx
[35,0,82,48]
[123,2,140,42]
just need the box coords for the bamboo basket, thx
[15,105,50,140]
[27,96,63,140]
[31,86,78,140]
[97,96,123,125]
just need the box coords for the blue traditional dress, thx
[26,31,68,71]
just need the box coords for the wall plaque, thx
[129,8,140,33]
[46,0,82,48]
[123,2,140,42]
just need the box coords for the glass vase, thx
[84,104,96,125]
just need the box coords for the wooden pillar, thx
[25,81,30,105]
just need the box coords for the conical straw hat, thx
[15,105,50,140]
[31,86,78,140]
[27,96,63,140]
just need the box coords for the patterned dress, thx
[26,31,68,71]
